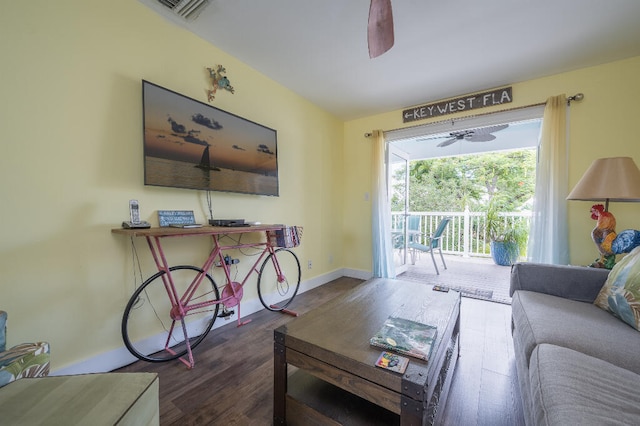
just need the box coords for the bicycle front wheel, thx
[122,265,220,363]
[257,248,301,311]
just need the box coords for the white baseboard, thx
[51,268,372,376]
[341,268,374,280]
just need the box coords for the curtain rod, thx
[567,93,584,104]
[364,93,584,138]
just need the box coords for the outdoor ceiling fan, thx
[368,0,394,58]
[425,124,510,147]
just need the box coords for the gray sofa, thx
[510,263,640,425]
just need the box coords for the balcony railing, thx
[391,207,531,258]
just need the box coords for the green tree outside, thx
[391,150,536,213]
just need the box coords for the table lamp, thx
[567,156,640,268]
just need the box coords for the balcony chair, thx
[393,215,422,260]
[408,216,452,275]
[0,310,50,387]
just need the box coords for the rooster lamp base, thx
[589,204,640,269]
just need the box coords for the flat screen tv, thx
[142,80,279,196]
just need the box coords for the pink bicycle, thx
[120,226,301,368]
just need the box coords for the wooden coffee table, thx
[273,278,461,425]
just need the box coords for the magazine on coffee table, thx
[370,316,437,362]
[375,351,410,374]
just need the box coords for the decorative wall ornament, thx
[206,65,235,101]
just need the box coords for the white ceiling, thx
[139,0,640,120]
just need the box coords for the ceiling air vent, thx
[157,0,209,20]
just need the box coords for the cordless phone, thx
[122,199,151,229]
[130,199,140,224]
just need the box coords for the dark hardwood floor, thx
[116,277,525,425]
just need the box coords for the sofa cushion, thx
[530,343,640,426]
[512,290,640,374]
[0,342,50,387]
[594,246,640,330]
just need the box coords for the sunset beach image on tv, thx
[142,80,279,196]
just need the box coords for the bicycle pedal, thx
[218,309,235,319]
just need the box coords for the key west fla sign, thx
[402,87,512,123]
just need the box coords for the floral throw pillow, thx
[594,246,640,330]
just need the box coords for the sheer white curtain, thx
[371,130,396,278]
[527,95,570,264]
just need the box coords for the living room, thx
[2,1,640,423]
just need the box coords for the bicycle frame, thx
[142,230,293,368]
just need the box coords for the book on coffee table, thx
[370,316,437,362]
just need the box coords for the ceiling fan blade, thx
[416,134,449,142]
[437,138,458,148]
[468,133,496,142]
[465,124,509,141]
[490,123,509,133]
[368,0,394,58]
[473,124,509,135]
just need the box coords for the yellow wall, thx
[0,1,344,371]
[344,56,640,271]
[2,1,640,373]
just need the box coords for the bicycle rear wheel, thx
[122,265,220,363]
[257,248,301,311]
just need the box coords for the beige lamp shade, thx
[567,157,640,204]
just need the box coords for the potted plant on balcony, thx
[485,202,527,266]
